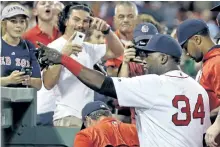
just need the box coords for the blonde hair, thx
[1,2,29,36]
[1,21,7,36]
[138,14,162,33]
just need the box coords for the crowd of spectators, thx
[1,1,220,147]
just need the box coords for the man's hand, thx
[37,42,62,65]
[123,42,136,63]
[205,120,220,147]
[62,32,82,56]
[89,16,110,32]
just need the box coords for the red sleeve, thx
[208,64,220,110]
[212,64,220,97]
[74,132,92,147]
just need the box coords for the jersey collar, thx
[163,70,189,78]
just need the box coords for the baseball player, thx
[37,34,211,147]
[176,19,220,118]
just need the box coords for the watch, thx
[102,26,111,35]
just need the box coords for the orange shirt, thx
[199,45,220,111]
[23,25,60,48]
[105,30,124,68]
[74,117,139,147]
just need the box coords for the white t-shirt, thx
[48,37,106,120]
[112,70,211,147]
[37,76,60,114]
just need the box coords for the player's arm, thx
[60,55,117,98]
[38,42,117,97]
[38,42,159,108]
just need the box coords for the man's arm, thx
[88,16,124,60]
[118,46,136,77]
[103,30,124,60]
[30,78,42,90]
[205,110,220,147]
[43,65,62,90]
[118,62,130,77]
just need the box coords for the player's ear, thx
[160,54,168,65]
[192,35,202,46]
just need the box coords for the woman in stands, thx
[0,3,41,90]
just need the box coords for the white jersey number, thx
[172,94,205,126]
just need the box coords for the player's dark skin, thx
[37,42,180,98]
[182,32,215,63]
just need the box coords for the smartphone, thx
[21,67,33,76]
[72,31,86,46]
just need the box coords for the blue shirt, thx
[1,38,41,87]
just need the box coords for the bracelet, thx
[102,26,111,35]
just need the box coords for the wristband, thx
[102,26,111,35]
[61,55,83,76]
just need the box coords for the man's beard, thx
[193,55,203,63]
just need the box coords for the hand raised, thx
[89,16,110,32]
[62,32,82,56]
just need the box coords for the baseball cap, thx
[143,34,182,58]
[1,4,30,20]
[177,19,208,46]
[133,22,159,43]
[82,101,110,120]
[211,4,220,11]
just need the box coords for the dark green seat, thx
[2,87,80,147]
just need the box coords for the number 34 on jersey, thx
[172,94,205,126]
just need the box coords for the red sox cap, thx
[176,19,209,46]
[82,101,110,120]
[142,34,182,58]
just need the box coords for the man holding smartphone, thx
[42,2,124,127]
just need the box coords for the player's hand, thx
[205,122,220,147]
[62,32,82,56]
[8,70,25,84]
[37,42,62,64]
[89,16,110,32]
[123,42,136,63]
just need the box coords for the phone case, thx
[72,32,86,46]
